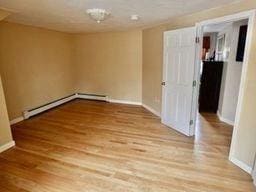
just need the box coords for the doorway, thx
[198,19,248,127]
[193,10,255,173]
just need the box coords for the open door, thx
[162,26,197,136]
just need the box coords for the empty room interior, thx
[0,0,256,191]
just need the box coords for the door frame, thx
[193,10,256,174]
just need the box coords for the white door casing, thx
[195,10,256,174]
[162,27,197,136]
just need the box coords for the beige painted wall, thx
[0,22,75,119]
[73,31,142,102]
[0,9,13,147]
[142,0,256,168]
[142,26,164,113]
[0,23,142,119]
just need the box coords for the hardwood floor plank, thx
[0,99,254,191]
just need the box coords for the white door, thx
[162,27,197,136]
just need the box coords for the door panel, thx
[162,27,196,136]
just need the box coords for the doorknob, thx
[161,82,166,86]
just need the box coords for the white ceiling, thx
[0,0,240,33]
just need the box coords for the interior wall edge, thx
[0,140,15,153]
[0,11,14,150]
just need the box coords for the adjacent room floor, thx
[0,99,254,192]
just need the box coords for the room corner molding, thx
[0,140,15,153]
[229,156,252,174]
[217,111,234,126]
[142,103,161,117]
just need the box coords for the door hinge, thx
[195,37,200,43]
[192,80,196,87]
[161,82,166,86]
[189,120,193,126]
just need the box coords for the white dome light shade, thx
[86,8,110,23]
[131,15,140,21]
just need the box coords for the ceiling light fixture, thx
[86,8,110,23]
[131,15,140,21]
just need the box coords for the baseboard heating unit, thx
[10,93,143,125]
[23,94,77,119]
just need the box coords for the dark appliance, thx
[199,61,224,113]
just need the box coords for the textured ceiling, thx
[0,0,240,33]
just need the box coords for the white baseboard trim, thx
[23,94,77,119]
[253,159,256,186]
[10,116,24,125]
[109,99,141,106]
[253,175,256,186]
[217,111,234,126]
[0,140,15,153]
[142,104,161,117]
[230,156,252,174]
[77,93,108,101]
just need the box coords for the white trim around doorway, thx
[194,9,256,174]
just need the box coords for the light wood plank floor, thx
[0,99,254,192]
